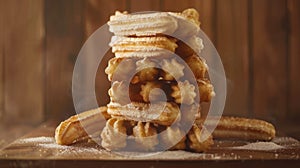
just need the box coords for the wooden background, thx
[0,0,299,126]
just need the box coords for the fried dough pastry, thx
[181,8,200,27]
[108,79,214,105]
[171,80,197,105]
[55,106,110,145]
[108,9,200,38]
[101,118,159,151]
[101,118,213,152]
[105,56,208,83]
[110,36,178,58]
[184,54,208,79]
[197,116,276,141]
[105,57,136,82]
[175,40,194,58]
[101,118,132,150]
[187,123,214,152]
[198,79,215,102]
[109,80,196,105]
[106,57,186,82]
[161,58,185,80]
[132,122,159,150]
[108,11,178,37]
[160,126,186,150]
[107,101,181,126]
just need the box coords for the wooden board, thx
[129,0,161,12]
[196,0,216,43]
[251,0,288,122]
[215,0,249,117]
[162,0,216,43]
[84,0,127,38]
[162,0,198,11]
[0,124,34,149]
[3,0,44,124]
[0,0,4,121]
[288,0,300,119]
[0,123,300,168]
[45,0,84,120]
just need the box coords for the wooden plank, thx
[162,0,197,11]
[129,0,160,12]
[0,124,33,149]
[3,0,44,124]
[251,0,288,121]
[84,0,127,38]
[84,0,127,108]
[162,0,216,41]
[45,0,84,119]
[288,0,300,119]
[195,0,216,43]
[215,0,249,117]
[0,1,4,121]
[1,160,300,168]
[1,123,300,162]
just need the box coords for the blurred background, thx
[0,0,299,146]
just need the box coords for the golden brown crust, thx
[109,79,214,106]
[181,8,200,26]
[105,55,209,83]
[110,36,178,58]
[197,116,276,141]
[184,54,208,79]
[101,118,133,150]
[108,8,200,37]
[107,102,181,126]
[187,124,214,152]
[55,106,109,145]
[197,79,215,102]
[101,118,213,152]
[132,122,159,150]
[160,126,186,150]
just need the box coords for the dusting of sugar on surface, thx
[15,136,102,155]
[120,150,210,160]
[38,143,71,150]
[6,136,299,160]
[232,142,285,151]
[272,137,300,146]
[16,137,54,144]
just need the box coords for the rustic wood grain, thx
[0,1,4,121]
[84,0,127,38]
[3,0,44,124]
[129,0,161,12]
[162,0,216,42]
[0,123,300,164]
[161,0,218,44]
[195,0,216,43]
[84,0,127,108]
[45,0,84,119]
[215,0,249,117]
[251,0,288,122]
[162,0,198,11]
[288,0,300,119]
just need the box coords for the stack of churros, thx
[100,8,215,152]
[55,8,276,153]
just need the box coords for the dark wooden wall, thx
[0,0,299,125]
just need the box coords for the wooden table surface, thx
[0,121,300,168]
